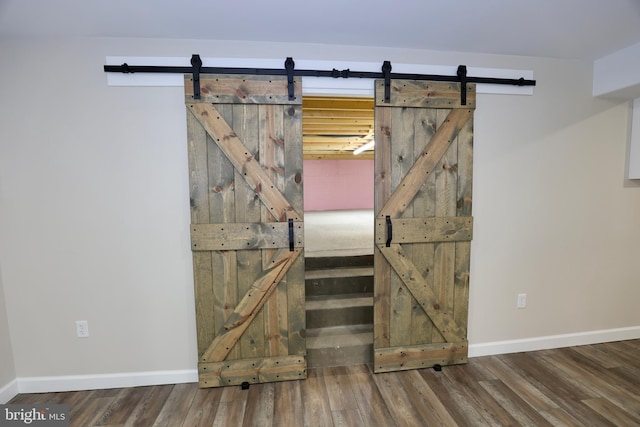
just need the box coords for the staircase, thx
[305,255,374,368]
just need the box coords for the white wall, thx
[0,264,17,401]
[0,36,639,389]
[0,37,199,383]
[470,62,640,349]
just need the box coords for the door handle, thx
[288,218,294,251]
[386,216,392,247]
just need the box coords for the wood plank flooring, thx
[9,339,640,426]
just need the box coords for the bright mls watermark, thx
[1,405,69,426]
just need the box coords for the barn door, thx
[373,80,475,373]
[185,74,306,387]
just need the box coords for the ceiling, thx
[1,0,640,61]
[2,1,639,160]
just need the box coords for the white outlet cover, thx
[517,293,527,309]
[76,320,89,338]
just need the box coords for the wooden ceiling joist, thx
[303,96,374,110]
[302,95,375,160]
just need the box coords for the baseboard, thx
[0,379,19,403]
[8,327,640,394]
[17,369,198,394]
[469,325,640,358]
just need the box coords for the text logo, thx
[1,405,69,426]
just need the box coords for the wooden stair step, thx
[306,324,373,349]
[304,255,375,367]
[305,255,373,271]
[305,266,373,280]
[306,294,373,311]
[306,324,373,368]
[306,295,373,329]
[305,275,373,297]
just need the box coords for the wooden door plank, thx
[282,103,306,357]
[378,108,473,219]
[377,243,465,342]
[187,107,210,224]
[408,107,437,346]
[260,104,284,219]
[375,80,476,109]
[374,216,473,244]
[191,222,303,251]
[282,105,304,215]
[227,249,299,330]
[260,104,288,357]
[373,106,392,350]
[187,103,302,222]
[185,74,301,104]
[456,114,474,218]
[232,103,265,361]
[389,106,415,348]
[187,111,218,356]
[198,355,306,388]
[201,248,302,363]
[454,116,474,333]
[432,108,458,343]
[207,104,237,225]
[208,104,241,360]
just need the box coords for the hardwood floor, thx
[9,340,640,426]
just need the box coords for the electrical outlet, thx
[517,293,527,309]
[76,320,89,338]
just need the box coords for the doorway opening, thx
[302,95,375,258]
[301,95,376,368]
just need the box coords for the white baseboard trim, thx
[17,369,198,395]
[7,327,640,395]
[0,379,19,404]
[469,325,640,358]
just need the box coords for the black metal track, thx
[103,55,536,104]
[103,63,535,86]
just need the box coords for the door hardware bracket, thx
[285,57,296,101]
[382,60,392,103]
[457,65,467,105]
[190,54,202,99]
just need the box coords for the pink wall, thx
[303,160,374,211]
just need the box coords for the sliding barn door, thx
[373,80,475,373]
[185,74,306,387]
